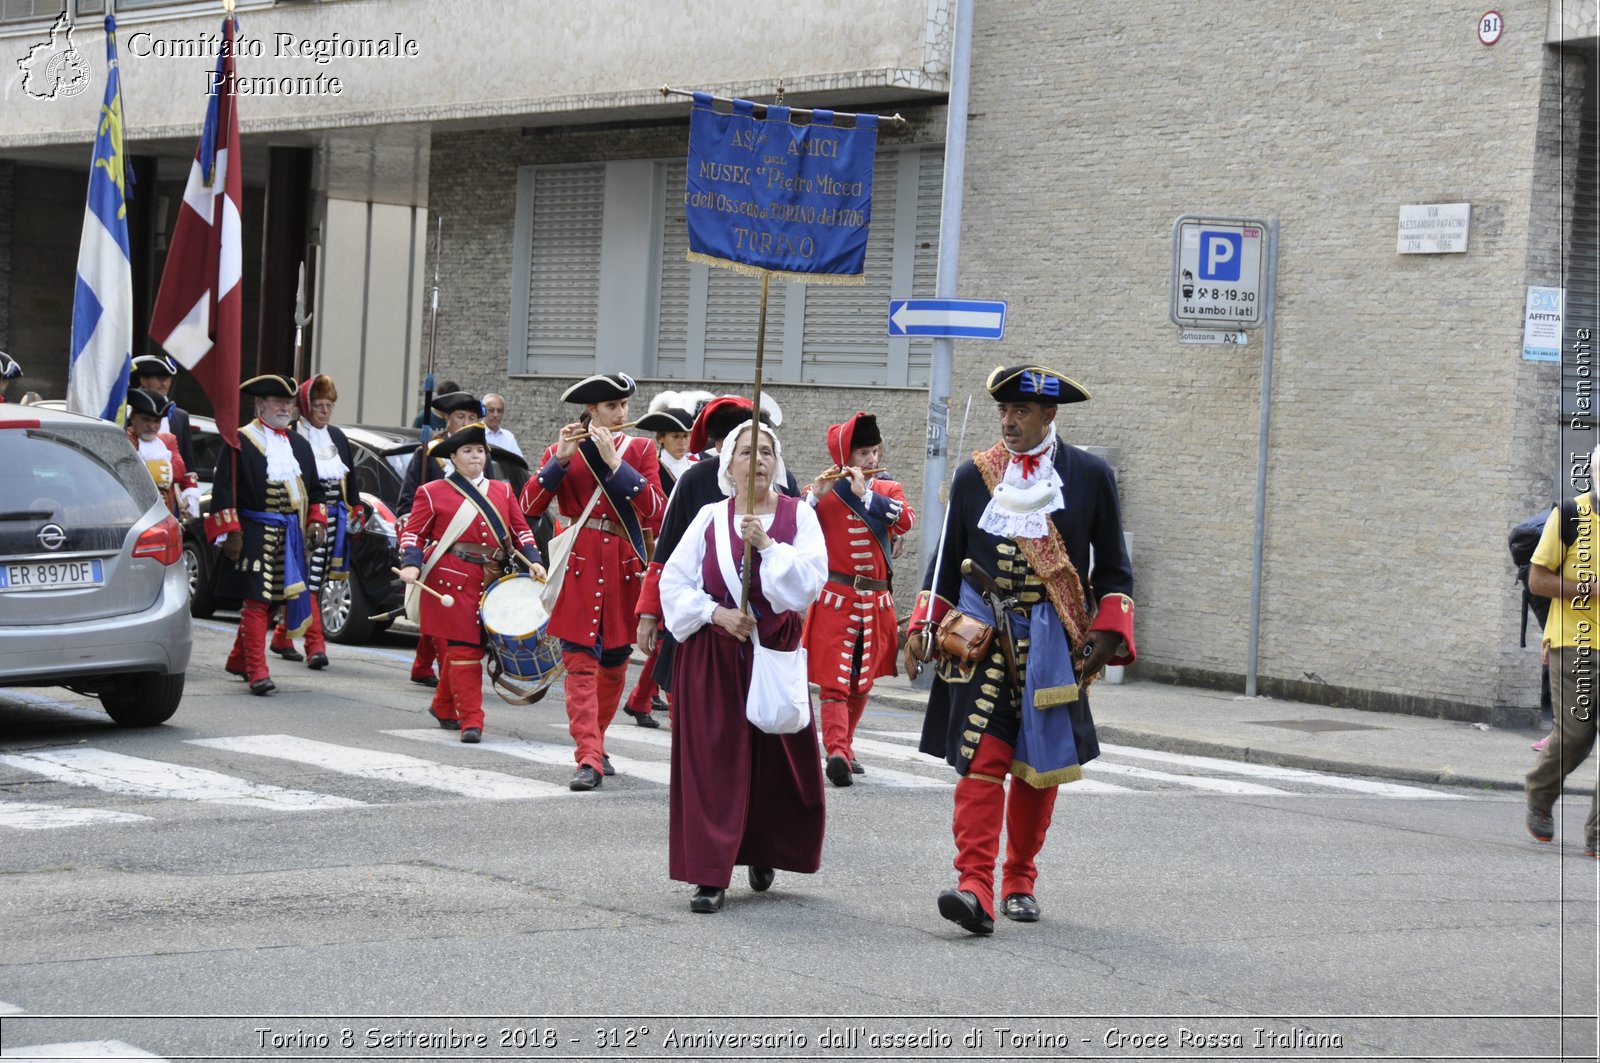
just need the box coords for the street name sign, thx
[1170,216,1267,329]
[887,298,1007,339]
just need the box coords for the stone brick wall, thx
[957,1,1563,719]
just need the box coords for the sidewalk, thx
[866,672,1581,796]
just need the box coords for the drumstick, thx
[561,419,640,442]
[818,467,887,482]
[392,568,455,609]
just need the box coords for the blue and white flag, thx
[67,16,132,424]
[685,93,877,284]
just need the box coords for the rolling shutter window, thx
[656,160,690,380]
[799,152,899,386]
[1564,61,1598,428]
[907,148,945,389]
[524,165,605,375]
[702,249,786,383]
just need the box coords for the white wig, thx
[717,421,787,498]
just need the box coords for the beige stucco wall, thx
[955,1,1564,719]
[0,0,950,147]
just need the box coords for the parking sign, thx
[1171,216,1267,328]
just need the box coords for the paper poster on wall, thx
[1523,286,1563,362]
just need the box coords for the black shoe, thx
[825,754,853,787]
[271,645,304,662]
[410,674,439,689]
[430,712,460,731]
[937,887,994,936]
[570,765,603,791]
[225,665,249,680]
[651,695,669,714]
[623,706,661,729]
[461,727,482,744]
[850,759,865,775]
[306,652,329,670]
[249,677,276,697]
[1527,805,1555,842]
[602,754,616,776]
[690,886,725,913]
[1000,893,1040,923]
[747,866,775,892]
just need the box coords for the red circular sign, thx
[1478,10,1503,45]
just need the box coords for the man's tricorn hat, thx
[131,354,178,379]
[240,374,297,399]
[431,390,483,416]
[635,407,694,435]
[561,372,636,405]
[986,365,1090,405]
[126,388,172,419]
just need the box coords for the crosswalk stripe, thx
[850,736,1133,791]
[1097,743,1469,799]
[386,729,674,786]
[0,803,151,830]
[594,726,950,789]
[0,1040,165,1059]
[0,749,364,811]
[0,999,23,1015]
[1084,760,1295,795]
[188,734,567,800]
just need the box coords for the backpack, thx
[1511,491,1595,646]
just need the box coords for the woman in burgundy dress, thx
[659,422,828,913]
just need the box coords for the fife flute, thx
[561,419,640,442]
[818,466,887,482]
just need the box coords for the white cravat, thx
[243,421,303,486]
[978,425,1066,539]
[300,423,349,481]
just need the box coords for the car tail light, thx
[0,419,40,429]
[132,515,183,566]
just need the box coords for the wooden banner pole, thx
[739,270,772,613]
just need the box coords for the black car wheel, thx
[100,672,184,726]
[182,538,217,618]
[321,576,376,645]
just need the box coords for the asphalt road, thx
[0,618,1595,1062]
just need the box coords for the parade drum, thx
[480,573,562,684]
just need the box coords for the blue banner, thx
[685,94,877,284]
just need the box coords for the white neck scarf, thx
[244,421,303,485]
[135,436,170,461]
[660,450,694,480]
[978,425,1066,539]
[299,422,349,481]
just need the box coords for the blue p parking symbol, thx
[1199,231,1242,281]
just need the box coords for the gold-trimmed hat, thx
[430,422,488,459]
[985,365,1090,405]
[240,374,298,399]
[561,372,636,405]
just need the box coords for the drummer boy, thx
[399,424,545,743]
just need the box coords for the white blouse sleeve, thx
[757,500,828,615]
[659,502,721,642]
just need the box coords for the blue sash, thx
[243,508,313,637]
[326,500,350,579]
[446,472,511,546]
[957,580,1083,786]
[579,440,649,564]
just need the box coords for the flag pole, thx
[738,269,772,613]
[421,215,442,443]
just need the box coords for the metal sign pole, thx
[1245,217,1280,697]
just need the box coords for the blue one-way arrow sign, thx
[887,298,1007,339]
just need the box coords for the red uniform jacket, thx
[520,434,666,651]
[802,477,915,688]
[401,477,538,645]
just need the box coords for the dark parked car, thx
[0,404,191,726]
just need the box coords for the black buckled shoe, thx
[601,755,616,776]
[271,645,304,662]
[410,673,440,689]
[460,727,482,744]
[850,759,865,775]
[249,677,276,697]
[570,765,603,791]
[937,887,994,936]
[690,886,725,913]
[226,665,249,680]
[306,652,329,670]
[825,754,853,787]
[1000,893,1040,923]
[622,706,662,729]
[651,695,669,714]
[430,712,460,731]
[1527,805,1555,843]
[748,866,775,892]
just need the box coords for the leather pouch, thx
[935,609,994,666]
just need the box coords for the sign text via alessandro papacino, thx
[685,93,878,283]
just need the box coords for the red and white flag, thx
[149,16,242,446]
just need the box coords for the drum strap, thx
[447,474,511,548]
[486,651,565,705]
